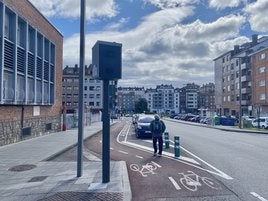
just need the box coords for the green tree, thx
[135,98,148,113]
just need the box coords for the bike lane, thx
[85,120,240,201]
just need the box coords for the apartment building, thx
[179,83,200,114]
[146,84,177,114]
[214,35,268,117]
[0,0,63,145]
[199,83,215,110]
[62,65,103,113]
[62,65,79,112]
[250,47,268,116]
[116,87,145,114]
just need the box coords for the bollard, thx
[174,136,180,157]
[164,132,169,149]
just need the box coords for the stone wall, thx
[0,116,61,146]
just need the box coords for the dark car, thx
[134,115,154,138]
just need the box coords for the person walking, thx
[150,114,166,156]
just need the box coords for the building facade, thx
[116,87,145,114]
[146,84,178,114]
[62,65,103,113]
[0,0,63,146]
[179,83,200,114]
[214,35,268,117]
[251,47,268,116]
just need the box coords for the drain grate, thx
[28,176,48,182]
[8,164,37,172]
[39,192,123,201]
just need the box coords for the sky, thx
[28,0,268,88]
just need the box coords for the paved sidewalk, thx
[0,121,132,201]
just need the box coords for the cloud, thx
[243,0,268,32]
[63,6,249,88]
[208,0,245,10]
[104,18,130,31]
[29,0,118,19]
[144,0,200,9]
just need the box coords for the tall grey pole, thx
[239,58,242,129]
[102,79,110,183]
[77,0,85,177]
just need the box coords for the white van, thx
[252,117,268,129]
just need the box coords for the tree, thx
[135,98,148,113]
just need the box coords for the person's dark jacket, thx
[150,118,166,137]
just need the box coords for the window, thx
[259,66,265,73]
[227,96,230,102]
[259,80,265,87]
[260,53,266,60]
[17,18,26,48]
[1,7,57,105]
[259,93,266,100]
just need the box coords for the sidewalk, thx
[0,121,132,201]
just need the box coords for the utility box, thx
[92,41,122,80]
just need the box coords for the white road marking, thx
[168,177,181,190]
[124,123,131,142]
[142,140,200,165]
[135,155,143,159]
[250,192,268,201]
[173,139,233,180]
[116,122,233,180]
[118,150,128,154]
[110,147,114,150]
[123,140,232,180]
[151,161,161,168]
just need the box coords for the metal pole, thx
[102,79,110,183]
[164,132,169,149]
[174,136,180,157]
[77,0,85,177]
[239,58,242,129]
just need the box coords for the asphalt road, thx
[164,119,268,201]
[84,119,241,201]
[50,118,268,201]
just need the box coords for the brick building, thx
[251,47,268,116]
[0,0,63,146]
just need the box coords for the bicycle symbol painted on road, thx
[178,171,221,191]
[130,161,160,177]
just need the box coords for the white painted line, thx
[168,177,181,190]
[124,123,131,142]
[118,150,128,154]
[250,192,268,201]
[142,140,200,165]
[170,139,233,180]
[151,161,161,168]
[122,141,232,180]
[135,155,143,159]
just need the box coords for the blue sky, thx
[29,0,268,88]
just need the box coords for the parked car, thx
[134,115,154,138]
[251,117,268,129]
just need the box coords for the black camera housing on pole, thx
[92,40,122,183]
[92,41,122,80]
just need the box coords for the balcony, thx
[241,63,250,70]
[241,88,251,94]
[241,75,251,82]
